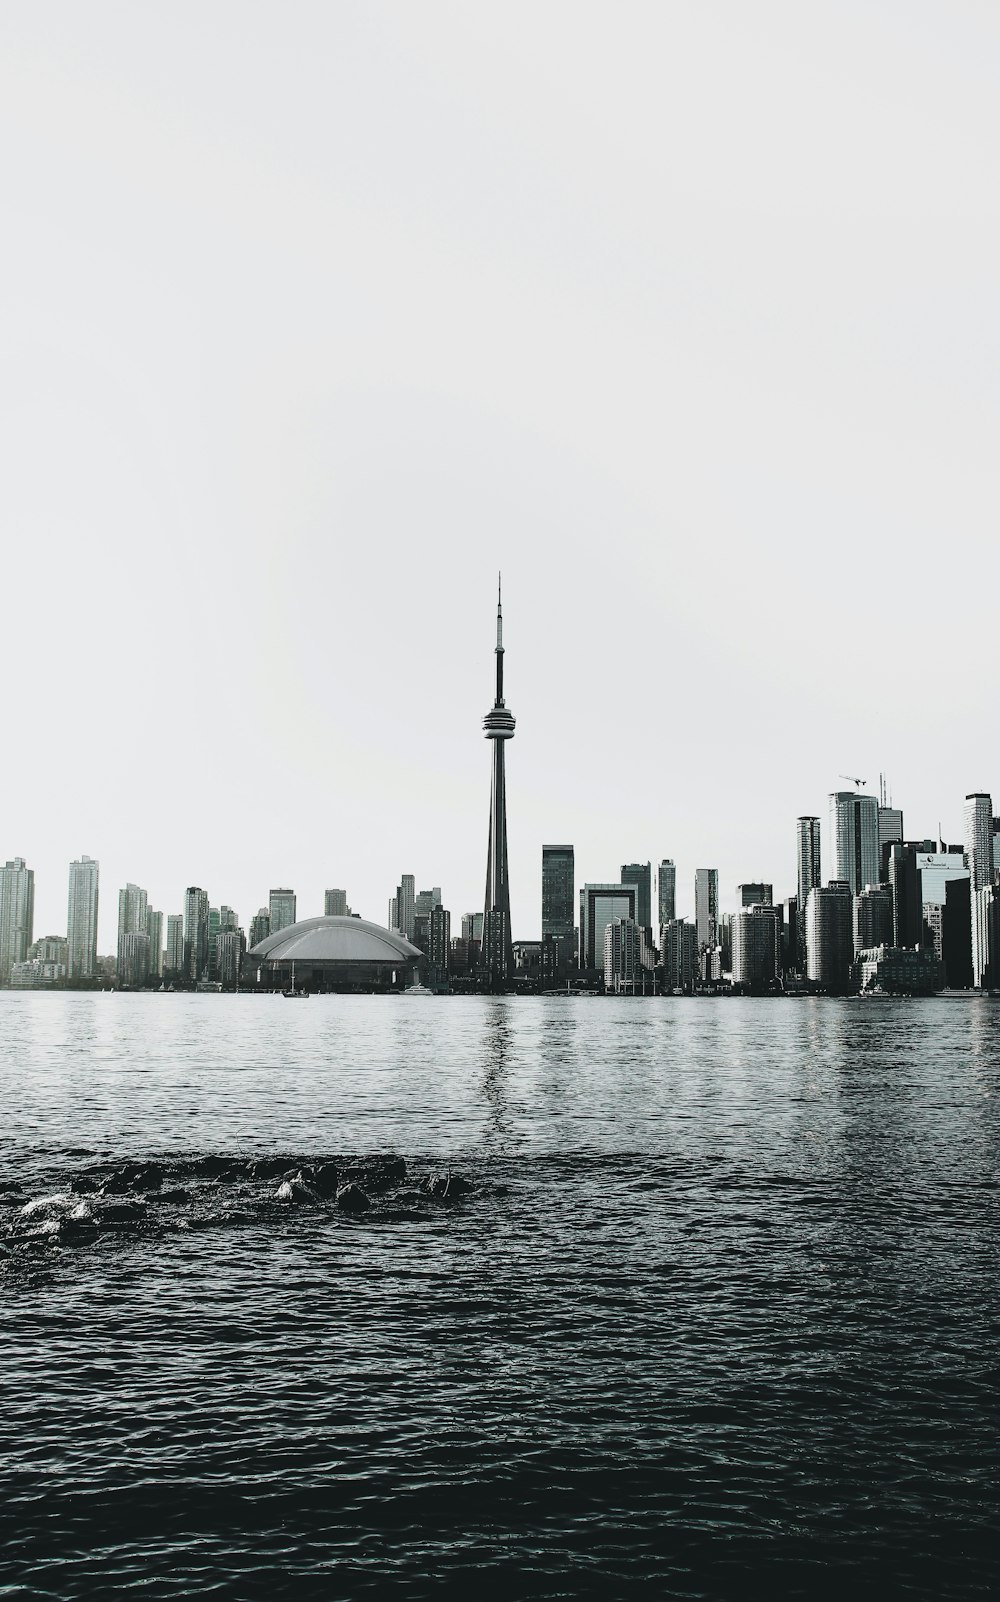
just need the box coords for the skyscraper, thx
[878,806,904,880]
[620,863,652,931]
[269,888,297,934]
[854,886,893,954]
[964,793,994,892]
[694,868,718,953]
[829,792,880,895]
[184,886,209,981]
[796,817,821,969]
[0,858,35,985]
[117,883,148,978]
[806,882,854,992]
[731,904,782,989]
[657,860,676,927]
[481,581,515,989]
[542,845,575,975]
[146,908,164,978]
[738,882,773,907]
[390,875,416,940]
[166,914,185,975]
[67,855,99,980]
[325,888,350,917]
[580,883,639,971]
[248,908,270,950]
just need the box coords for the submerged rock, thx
[159,1187,191,1204]
[312,1162,339,1199]
[193,1155,235,1180]
[97,1200,147,1227]
[341,1155,406,1195]
[335,1183,370,1215]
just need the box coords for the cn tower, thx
[481,578,515,989]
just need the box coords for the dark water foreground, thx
[1,994,998,1599]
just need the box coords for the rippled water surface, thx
[2,993,999,1599]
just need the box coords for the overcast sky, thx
[2,1,998,950]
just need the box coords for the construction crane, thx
[838,774,867,790]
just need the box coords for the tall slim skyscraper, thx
[391,875,416,940]
[117,883,148,977]
[657,860,676,927]
[964,793,993,892]
[542,845,575,974]
[146,908,164,978]
[694,868,718,952]
[67,855,99,979]
[829,792,880,895]
[166,913,185,975]
[0,858,35,985]
[620,863,652,931]
[184,886,209,981]
[269,888,297,934]
[796,818,821,968]
[481,581,515,989]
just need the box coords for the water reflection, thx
[479,997,515,1147]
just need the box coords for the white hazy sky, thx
[2,1,998,950]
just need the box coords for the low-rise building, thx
[852,945,944,996]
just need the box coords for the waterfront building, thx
[922,902,944,962]
[269,888,297,935]
[580,883,639,971]
[0,858,35,986]
[731,904,782,990]
[796,818,821,970]
[620,863,652,932]
[184,886,209,981]
[805,882,853,993]
[694,868,718,953]
[165,914,185,976]
[117,883,148,978]
[854,885,893,955]
[829,792,880,895]
[657,860,676,927]
[249,916,421,993]
[738,882,773,908]
[248,908,270,951]
[943,878,973,988]
[429,904,451,981]
[878,806,904,880]
[146,908,164,978]
[604,917,643,991]
[853,945,944,996]
[542,845,575,976]
[888,844,922,948]
[207,906,221,979]
[964,793,994,893]
[13,935,67,986]
[325,888,350,918]
[660,919,697,991]
[118,930,150,988]
[216,930,245,988]
[972,883,1000,989]
[67,855,99,980]
[480,583,516,989]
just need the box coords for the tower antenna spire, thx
[481,579,515,990]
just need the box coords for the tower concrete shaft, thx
[481,581,515,989]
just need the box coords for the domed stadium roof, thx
[250,916,421,965]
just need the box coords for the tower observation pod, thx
[481,578,515,989]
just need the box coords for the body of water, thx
[2,993,998,1598]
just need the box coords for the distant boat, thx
[282,961,308,998]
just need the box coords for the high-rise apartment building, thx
[216,930,245,988]
[67,855,99,980]
[462,912,484,943]
[829,792,880,895]
[117,884,149,977]
[806,882,854,992]
[694,868,719,952]
[118,930,150,988]
[184,886,210,981]
[661,919,697,991]
[796,817,821,969]
[620,863,652,931]
[146,908,164,978]
[165,914,185,975]
[964,793,994,893]
[0,858,35,985]
[542,845,575,975]
[325,888,350,917]
[854,886,893,955]
[657,861,676,927]
[390,875,416,940]
[731,904,782,989]
[604,918,642,990]
[972,883,1000,988]
[738,882,773,907]
[248,908,270,950]
[269,888,297,935]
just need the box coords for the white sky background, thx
[2,1,998,949]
